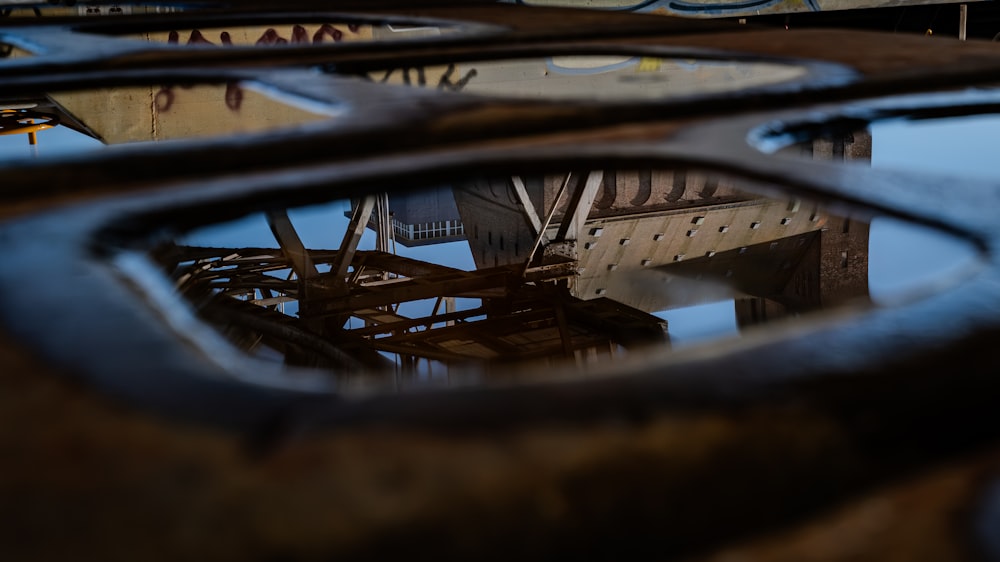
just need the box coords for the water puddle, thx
[0,40,33,60]
[117,22,461,47]
[866,113,1000,299]
[0,102,103,162]
[149,157,978,383]
[768,124,981,305]
[757,99,1000,182]
[347,56,807,100]
[0,82,332,160]
[870,114,1000,182]
[868,216,979,303]
[0,5,180,18]
[53,83,331,144]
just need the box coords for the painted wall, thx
[505,0,974,18]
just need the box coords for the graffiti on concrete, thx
[150,25,368,111]
[371,63,478,92]
[509,0,986,15]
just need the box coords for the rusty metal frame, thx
[4,2,1000,558]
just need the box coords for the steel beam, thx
[556,170,604,242]
[266,210,319,280]
[330,195,377,283]
[511,175,545,239]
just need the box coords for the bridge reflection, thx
[159,134,871,380]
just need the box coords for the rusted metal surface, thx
[3,2,1000,560]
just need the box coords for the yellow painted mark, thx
[637,57,662,72]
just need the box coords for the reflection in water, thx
[455,165,873,348]
[127,22,454,46]
[0,84,328,150]
[871,114,1000,182]
[357,56,807,101]
[151,125,978,380]
[0,31,983,373]
[869,216,979,303]
[0,106,56,158]
[0,107,57,139]
[2,35,804,154]
[0,100,103,161]
[0,21,456,150]
[764,107,1000,184]
[0,41,32,60]
[775,128,873,161]
[51,84,329,144]
[0,5,176,18]
[769,121,984,305]
[156,151,919,381]
[131,24,375,46]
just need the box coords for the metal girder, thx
[266,210,319,280]
[555,170,604,242]
[522,172,573,275]
[511,175,545,239]
[308,266,520,317]
[349,306,487,337]
[200,295,376,370]
[331,195,377,283]
[353,250,462,278]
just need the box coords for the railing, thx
[393,217,465,241]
